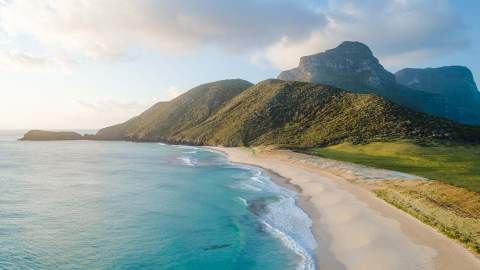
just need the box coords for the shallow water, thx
[0,132,316,269]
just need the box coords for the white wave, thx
[237,196,248,206]
[234,182,262,192]
[264,197,317,251]
[204,150,317,270]
[183,150,197,154]
[175,145,200,150]
[157,142,167,146]
[177,156,197,166]
[262,220,315,270]
[199,147,224,155]
[250,170,266,184]
[234,164,317,270]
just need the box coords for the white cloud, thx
[0,50,72,72]
[77,86,182,113]
[0,0,325,65]
[77,98,160,114]
[0,0,469,72]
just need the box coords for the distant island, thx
[20,130,96,141]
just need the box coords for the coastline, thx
[208,146,480,270]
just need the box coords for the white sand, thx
[209,147,480,270]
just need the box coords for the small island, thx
[20,130,95,141]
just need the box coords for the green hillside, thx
[173,80,480,146]
[96,79,253,140]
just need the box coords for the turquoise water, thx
[0,132,316,269]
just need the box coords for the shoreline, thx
[263,166,346,270]
[208,146,480,270]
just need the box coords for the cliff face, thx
[278,41,397,95]
[395,66,480,124]
[278,41,480,125]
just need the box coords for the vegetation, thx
[175,80,480,146]
[367,180,480,253]
[305,141,480,192]
[96,79,480,147]
[96,79,253,141]
[20,130,85,141]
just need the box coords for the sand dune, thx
[210,147,480,270]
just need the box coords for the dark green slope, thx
[96,79,253,140]
[172,80,480,147]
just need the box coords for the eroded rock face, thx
[278,41,397,95]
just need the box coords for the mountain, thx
[171,80,480,147]
[278,41,397,95]
[395,66,480,125]
[96,79,253,141]
[24,79,480,146]
[277,41,479,125]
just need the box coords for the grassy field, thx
[365,179,480,253]
[304,141,480,192]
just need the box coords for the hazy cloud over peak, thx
[266,0,469,69]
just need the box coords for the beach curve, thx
[208,146,480,270]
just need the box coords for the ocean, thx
[0,131,316,270]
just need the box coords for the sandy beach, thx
[209,147,480,270]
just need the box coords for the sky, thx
[0,0,478,130]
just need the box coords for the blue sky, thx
[0,0,478,129]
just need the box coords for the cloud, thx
[166,86,184,100]
[0,50,73,72]
[0,0,325,62]
[78,98,158,113]
[0,0,469,71]
[265,0,469,69]
[77,86,182,113]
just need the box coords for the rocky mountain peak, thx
[278,41,395,93]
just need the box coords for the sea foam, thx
[230,164,317,270]
[262,221,315,270]
[177,156,197,166]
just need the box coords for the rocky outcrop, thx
[278,41,397,95]
[396,66,480,125]
[20,130,86,141]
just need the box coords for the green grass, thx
[305,141,480,192]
